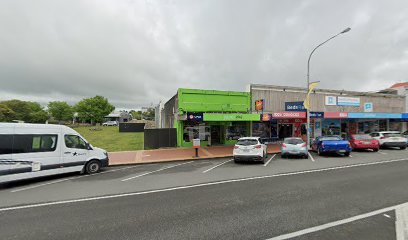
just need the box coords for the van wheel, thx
[85,160,101,174]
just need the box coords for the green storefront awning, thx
[203,113,260,121]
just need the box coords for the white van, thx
[0,123,109,183]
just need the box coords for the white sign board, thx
[337,97,360,107]
[325,96,337,106]
[364,102,373,112]
[193,138,200,148]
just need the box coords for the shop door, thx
[278,124,293,139]
[210,126,222,145]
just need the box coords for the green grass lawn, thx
[74,126,144,152]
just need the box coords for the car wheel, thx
[317,148,322,156]
[85,160,101,174]
[400,146,407,150]
[373,148,379,152]
[233,158,239,163]
[303,154,308,159]
[344,152,350,157]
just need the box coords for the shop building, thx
[250,84,407,140]
[162,89,258,147]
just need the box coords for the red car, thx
[349,134,380,151]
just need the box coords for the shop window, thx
[183,123,210,142]
[389,121,402,132]
[379,120,387,131]
[226,123,247,140]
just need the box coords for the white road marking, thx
[349,155,353,158]
[378,151,388,155]
[2,157,408,213]
[202,159,233,173]
[383,214,391,218]
[121,161,193,181]
[308,152,315,162]
[11,165,141,193]
[396,204,408,240]
[267,203,408,240]
[264,154,276,167]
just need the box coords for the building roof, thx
[390,82,408,89]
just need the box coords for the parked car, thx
[233,137,267,163]
[0,123,109,183]
[102,121,118,126]
[369,131,407,149]
[311,136,352,156]
[403,131,408,144]
[349,134,380,152]
[281,137,308,159]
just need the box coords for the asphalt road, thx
[1,148,408,239]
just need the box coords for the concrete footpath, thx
[108,144,281,166]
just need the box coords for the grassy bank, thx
[74,126,143,152]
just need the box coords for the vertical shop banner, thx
[285,102,306,112]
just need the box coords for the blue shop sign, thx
[285,102,306,112]
[403,113,408,119]
[187,112,203,122]
[310,112,324,118]
[348,112,402,119]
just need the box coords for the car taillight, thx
[301,143,306,148]
[380,136,385,139]
[255,145,262,149]
[234,146,239,149]
[282,143,287,148]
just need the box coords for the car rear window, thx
[284,139,304,145]
[320,136,341,141]
[384,133,402,138]
[353,135,373,140]
[236,139,258,146]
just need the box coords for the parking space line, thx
[308,152,315,162]
[378,151,388,155]
[202,159,233,173]
[264,154,276,167]
[267,203,408,240]
[121,161,193,181]
[11,165,141,193]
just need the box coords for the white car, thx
[233,137,267,163]
[369,131,407,149]
[102,121,118,126]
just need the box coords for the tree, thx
[143,107,155,120]
[48,101,73,123]
[0,104,15,122]
[1,100,48,123]
[74,96,115,124]
[130,110,142,120]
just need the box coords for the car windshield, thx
[320,136,341,141]
[353,135,373,140]
[236,139,258,146]
[384,133,402,138]
[284,138,304,145]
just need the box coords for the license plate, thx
[290,151,299,154]
[338,150,346,153]
[363,142,370,145]
[243,149,249,152]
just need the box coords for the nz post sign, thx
[187,112,203,122]
[285,102,306,112]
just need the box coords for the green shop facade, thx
[163,88,259,147]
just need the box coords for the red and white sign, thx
[324,112,348,119]
[272,112,306,119]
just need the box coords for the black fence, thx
[144,128,177,150]
[119,123,145,132]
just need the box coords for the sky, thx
[1,0,408,109]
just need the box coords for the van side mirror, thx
[86,143,92,150]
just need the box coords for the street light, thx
[306,27,351,150]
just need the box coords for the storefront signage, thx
[271,112,306,119]
[325,96,337,106]
[285,102,306,112]
[255,99,264,111]
[337,97,360,107]
[261,114,271,121]
[364,103,373,112]
[348,112,402,119]
[402,113,408,119]
[324,112,348,119]
[278,119,306,124]
[187,112,203,122]
[203,113,260,121]
[310,112,324,118]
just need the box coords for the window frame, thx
[64,134,89,150]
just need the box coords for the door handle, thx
[64,152,71,154]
